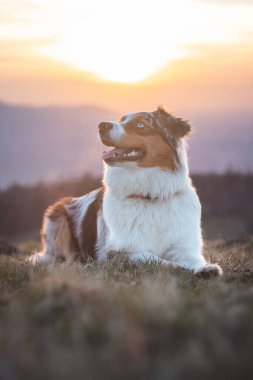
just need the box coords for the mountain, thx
[0,102,252,188]
[0,102,115,188]
[188,108,253,173]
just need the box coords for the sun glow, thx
[42,41,186,83]
[2,0,253,84]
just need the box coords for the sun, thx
[38,1,194,83]
[37,0,253,84]
[42,42,186,84]
[39,15,187,84]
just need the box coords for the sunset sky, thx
[1,0,253,113]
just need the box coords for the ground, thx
[0,239,253,380]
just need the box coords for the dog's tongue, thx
[102,147,125,160]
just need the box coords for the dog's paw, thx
[194,263,223,279]
[28,252,54,265]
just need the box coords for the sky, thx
[0,0,253,113]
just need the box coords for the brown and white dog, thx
[31,107,222,277]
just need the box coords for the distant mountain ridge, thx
[0,102,115,188]
[0,101,252,188]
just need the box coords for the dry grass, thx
[0,238,253,380]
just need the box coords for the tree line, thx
[0,172,252,240]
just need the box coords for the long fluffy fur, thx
[31,109,222,276]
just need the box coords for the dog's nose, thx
[98,122,113,133]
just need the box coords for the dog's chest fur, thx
[100,164,201,259]
[103,189,201,258]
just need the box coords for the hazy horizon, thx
[0,100,252,189]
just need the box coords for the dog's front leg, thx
[107,249,170,265]
[130,251,170,265]
[165,247,223,277]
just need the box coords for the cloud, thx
[0,12,36,24]
[0,36,56,50]
[0,11,17,23]
[0,1,42,24]
[1,0,40,9]
[197,0,253,5]
[0,36,57,65]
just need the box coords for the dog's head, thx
[98,106,191,171]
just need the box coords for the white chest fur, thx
[103,185,201,259]
[102,153,203,262]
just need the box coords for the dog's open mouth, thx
[102,147,145,162]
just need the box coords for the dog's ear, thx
[155,106,191,138]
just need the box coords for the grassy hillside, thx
[0,238,253,380]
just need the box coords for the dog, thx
[32,106,222,277]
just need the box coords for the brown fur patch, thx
[153,107,191,138]
[52,216,74,260]
[43,197,80,260]
[45,197,73,221]
[80,187,104,262]
[116,133,177,171]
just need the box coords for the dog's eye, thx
[137,122,145,128]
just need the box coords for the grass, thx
[0,238,253,380]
